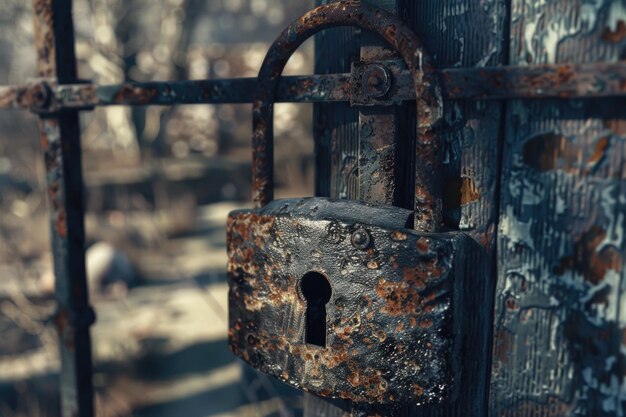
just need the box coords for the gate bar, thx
[1,61,626,111]
[33,1,95,417]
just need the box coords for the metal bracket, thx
[350,61,398,106]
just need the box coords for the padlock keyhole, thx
[300,272,332,348]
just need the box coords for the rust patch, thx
[523,132,580,173]
[55,208,67,238]
[602,20,626,43]
[554,226,623,284]
[391,231,407,241]
[113,85,158,104]
[376,279,421,317]
[53,307,74,352]
[419,319,433,329]
[585,136,609,172]
[443,176,480,209]
[505,297,518,311]
[493,329,512,364]
[605,119,626,136]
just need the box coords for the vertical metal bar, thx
[32,1,95,417]
[358,0,400,206]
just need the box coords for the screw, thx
[362,64,392,99]
[351,227,371,250]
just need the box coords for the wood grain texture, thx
[490,1,626,416]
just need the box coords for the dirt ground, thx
[0,200,305,417]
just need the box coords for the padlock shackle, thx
[253,0,443,232]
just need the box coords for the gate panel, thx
[32,1,94,417]
[491,1,626,415]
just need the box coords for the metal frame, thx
[2,61,626,111]
[1,1,625,416]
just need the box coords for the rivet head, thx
[351,228,371,250]
[362,64,392,99]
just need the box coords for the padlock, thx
[228,1,483,407]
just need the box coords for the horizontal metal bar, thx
[442,62,626,100]
[0,62,625,111]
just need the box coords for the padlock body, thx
[227,198,477,406]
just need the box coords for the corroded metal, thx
[251,0,443,233]
[32,1,95,417]
[350,62,393,105]
[228,198,475,406]
[2,62,626,111]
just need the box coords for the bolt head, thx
[362,64,392,99]
[351,228,371,250]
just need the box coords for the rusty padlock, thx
[228,1,483,407]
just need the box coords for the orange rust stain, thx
[443,177,480,209]
[403,259,443,288]
[554,226,622,285]
[391,230,407,241]
[55,209,67,238]
[555,65,575,84]
[493,329,512,364]
[605,119,626,136]
[602,20,626,43]
[376,278,420,317]
[412,384,424,397]
[228,213,275,250]
[418,319,433,329]
[415,237,430,253]
[505,297,518,311]
[585,136,609,173]
[346,368,388,401]
[523,132,581,173]
[53,308,74,352]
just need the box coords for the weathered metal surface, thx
[350,62,395,106]
[308,1,361,413]
[251,1,443,234]
[442,62,626,101]
[308,1,504,415]
[3,62,626,112]
[490,1,626,416]
[32,1,95,417]
[402,2,508,417]
[356,0,401,212]
[228,198,476,406]
[313,1,360,203]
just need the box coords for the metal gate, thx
[1,0,625,416]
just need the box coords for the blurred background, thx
[0,1,316,416]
